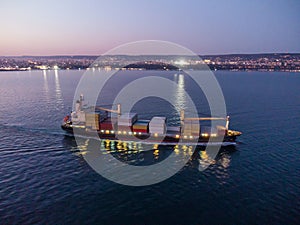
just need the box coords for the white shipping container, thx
[149,128,166,134]
[149,117,166,134]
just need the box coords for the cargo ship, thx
[61,95,242,146]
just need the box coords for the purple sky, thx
[1,0,299,56]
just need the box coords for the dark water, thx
[0,70,299,224]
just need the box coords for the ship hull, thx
[61,124,239,146]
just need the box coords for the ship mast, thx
[225,116,230,130]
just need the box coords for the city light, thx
[174,59,189,66]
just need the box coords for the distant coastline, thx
[0,53,299,72]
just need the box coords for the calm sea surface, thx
[0,70,299,224]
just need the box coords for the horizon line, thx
[1,52,300,57]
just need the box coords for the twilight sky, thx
[0,0,299,56]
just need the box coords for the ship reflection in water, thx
[63,136,236,177]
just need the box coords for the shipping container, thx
[132,120,149,131]
[149,117,166,134]
[100,117,117,130]
[117,113,138,126]
[132,128,148,133]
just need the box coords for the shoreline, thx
[1,68,299,73]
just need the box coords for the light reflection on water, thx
[43,70,49,98]
[173,73,186,112]
[54,69,64,110]
[75,137,233,177]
